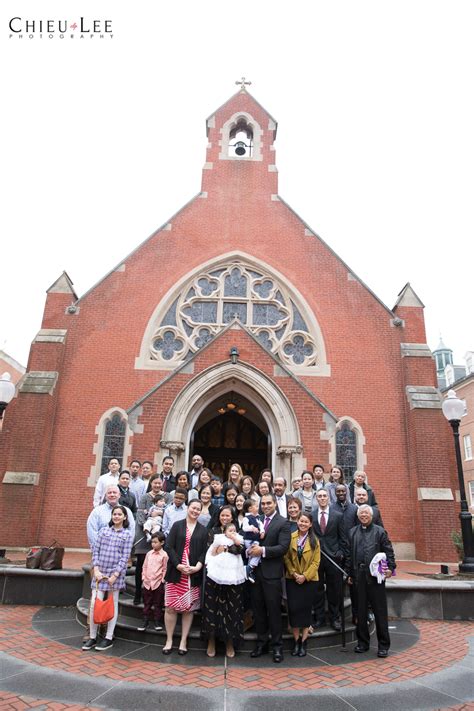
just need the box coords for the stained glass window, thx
[148,262,319,369]
[336,422,357,483]
[100,413,126,475]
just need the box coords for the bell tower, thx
[200,79,279,198]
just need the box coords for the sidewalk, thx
[0,604,472,710]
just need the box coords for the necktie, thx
[264,516,271,532]
[320,510,327,533]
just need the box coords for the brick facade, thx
[0,89,460,559]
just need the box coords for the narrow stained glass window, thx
[336,423,357,483]
[101,414,126,475]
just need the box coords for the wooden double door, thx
[191,411,270,482]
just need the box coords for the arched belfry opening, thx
[228,117,254,158]
[190,391,270,480]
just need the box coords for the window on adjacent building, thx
[469,481,474,507]
[100,412,126,474]
[336,422,358,483]
[464,434,472,461]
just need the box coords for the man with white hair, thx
[346,504,395,657]
[87,485,135,549]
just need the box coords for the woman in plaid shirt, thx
[83,505,133,652]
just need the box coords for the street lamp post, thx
[0,372,16,420]
[442,389,474,574]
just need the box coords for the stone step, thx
[76,597,358,651]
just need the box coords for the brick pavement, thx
[0,606,473,692]
[0,692,101,711]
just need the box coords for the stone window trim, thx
[328,416,367,479]
[135,251,330,377]
[87,407,133,488]
[218,111,263,162]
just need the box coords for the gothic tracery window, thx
[100,412,126,475]
[335,421,358,483]
[149,263,318,369]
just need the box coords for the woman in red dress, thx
[163,499,208,655]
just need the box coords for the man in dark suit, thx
[159,455,176,493]
[330,484,359,535]
[249,493,291,663]
[312,488,348,631]
[331,484,359,624]
[273,477,292,518]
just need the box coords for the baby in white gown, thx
[205,522,246,585]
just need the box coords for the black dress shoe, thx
[273,648,284,663]
[133,597,142,606]
[291,638,301,656]
[178,648,188,656]
[354,645,369,653]
[313,620,325,629]
[250,644,269,658]
[377,649,389,658]
[162,647,172,655]
[298,639,307,657]
[331,620,342,632]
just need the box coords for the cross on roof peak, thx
[235,77,251,92]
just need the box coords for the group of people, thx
[84,456,396,661]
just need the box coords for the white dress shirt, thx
[276,495,287,518]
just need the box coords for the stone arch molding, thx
[158,360,306,479]
[135,251,330,377]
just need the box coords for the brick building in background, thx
[0,87,461,559]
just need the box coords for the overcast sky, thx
[1,0,472,369]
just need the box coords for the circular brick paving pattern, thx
[0,606,473,692]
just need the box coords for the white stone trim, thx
[3,472,40,485]
[401,343,433,358]
[33,329,67,344]
[87,407,133,488]
[328,416,367,470]
[417,487,454,501]
[19,371,58,395]
[158,360,303,479]
[218,111,263,162]
[134,250,330,378]
[406,386,442,410]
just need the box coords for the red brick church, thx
[0,85,459,560]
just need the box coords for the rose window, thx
[149,263,319,368]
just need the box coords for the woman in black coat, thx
[202,505,245,658]
[163,499,208,655]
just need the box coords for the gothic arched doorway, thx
[190,393,270,480]
[158,360,304,482]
